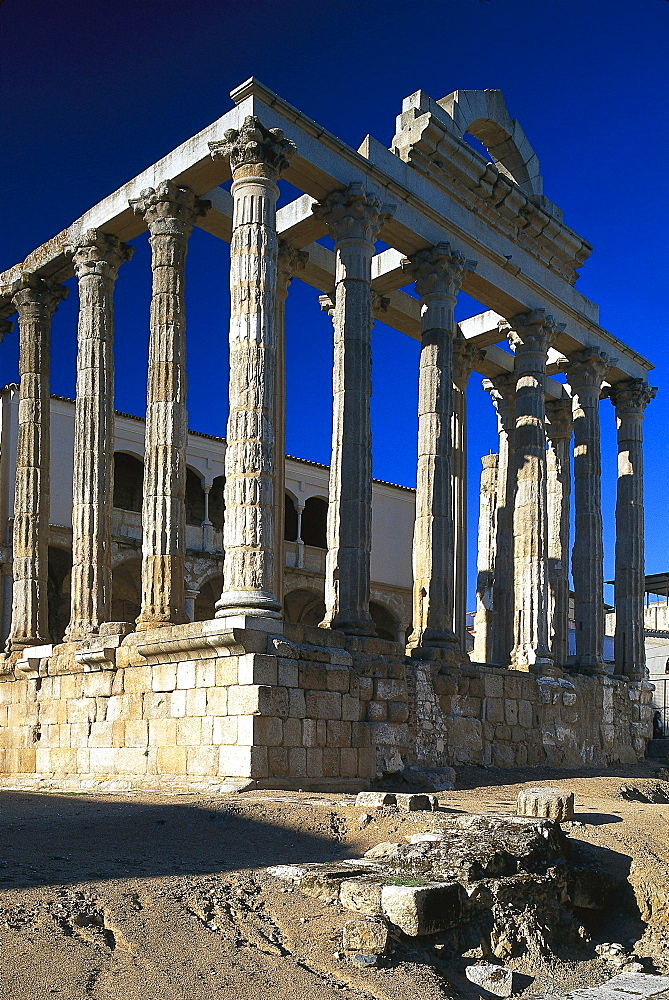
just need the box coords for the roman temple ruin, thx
[0,81,657,789]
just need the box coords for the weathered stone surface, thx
[545,397,572,668]
[355,791,395,810]
[517,787,575,822]
[380,881,461,935]
[342,915,389,956]
[339,877,384,915]
[465,962,515,997]
[394,793,438,812]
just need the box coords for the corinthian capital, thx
[130,180,210,231]
[483,372,516,431]
[401,242,472,301]
[371,290,390,315]
[503,308,564,357]
[0,319,13,343]
[607,378,657,416]
[277,240,308,292]
[545,397,573,441]
[8,274,68,318]
[312,182,394,245]
[67,229,134,279]
[209,116,296,180]
[452,337,483,388]
[567,346,610,391]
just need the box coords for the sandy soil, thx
[0,762,668,1000]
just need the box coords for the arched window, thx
[209,476,225,531]
[185,468,205,526]
[113,453,144,512]
[284,493,298,542]
[302,496,327,549]
[284,589,326,628]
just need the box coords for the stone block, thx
[327,666,350,693]
[282,717,301,747]
[143,691,171,719]
[277,658,299,688]
[394,793,438,812]
[492,743,516,767]
[380,882,462,936]
[342,915,389,956]
[206,686,228,716]
[496,725,511,742]
[322,748,340,777]
[375,678,405,701]
[357,748,377,777]
[355,791,395,809]
[186,687,207,717]
[351,722,372,747]
[124,720,149,748]
[326,720,351,747]
[254,716,284,747]
[67,698,97,724]
[367,700,387,722]
[213,715,237,745]
[215,659,238,686]
[305,690,341,720]
[157,745,187,775]
[465,963,514,997]
[176,661,196,689]
[195,660,216,688]
[115,748,149,774]
[483,672,504,698]
[90,747,117,773]
[303,718,326,747]
[289,687,306,718]
[268,746,290,777]
[88,722,113,748]
[517,787,574,822]
[358,677,373,701]
[288,746,307,777]
[218,744,252,777]
[340,878,383,915]
[299,663,328,690]
[149,718,177,745]
[187,746,219,776]
[177,717,202,747]
[306,747,323,777]
[83,672,113,698]
[237,654,278,686]
[152,663,177,693]
[518,699,534,728]
[340,747,358,777]
[504,699,518,725]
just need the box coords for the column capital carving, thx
[371,290,390,315]
[8,274,68,318]
[209,115,296,181]
[277,240,308,292]
[483,372,516,431]
[312,182,394,245]
[401,242,472,301]
[319,294,335,320]
[452,338,482,388]
[567,346,610,390]
[67,229,134,279]
[545,396,573,441]
[503,308,563,357]
[0,318,13,343]
[607,378,657,416]
[130,180,210,232]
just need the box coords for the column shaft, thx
[545,397,572,668]
[568,348,609,671]
[473,453,499,663]
[66,231,133,639]
[210,117,296,618]
[313,183,393,635]
[131,181,208,630]
[452,339,479,655]
[609,379,656,679]
[485,373,516,666]
[506,309,559,672]
[6,276,67,652]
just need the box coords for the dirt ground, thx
[0,762,668,1000]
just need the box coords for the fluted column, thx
[210,117,295,619]
[402,243,467,658]
[473,453,499,663]
[130,180,209,630]
[484,372,516,666]
[505,309,560,672]
[545,397,572,669]
[452,338,479,655]
[567,348,609,672]
[5,275,67,653]
[65,231,133,639]
[312,183,393,636]
[608,379,656,680]
[275,241,308,603]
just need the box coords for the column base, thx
[135,611,188,632]
[511,645,554,674]
[5,635,50,655]
[570,659,609,676]
[328,615,376,638]
[215,590,282,620]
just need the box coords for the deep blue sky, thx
[1,0,668,606]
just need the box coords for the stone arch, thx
[185,466,205,526]
[113,451,144,513]
[369,599,401,643]
[301,495,327,549]
[284,588,326,628]
[437,89,543,196]
[194,577,221,621]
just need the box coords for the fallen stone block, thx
[517,787,575,822]
[355,791,396,810]
[560,970,669,997]
[406,831,442,844]
[363,842,400,859]
[380,881,462,936]
[465,962,515,997]
[342,915,389,956]
[395,793,438,812]
[266,861,381,902]
[340,877,383,915]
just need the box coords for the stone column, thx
[5,275,68,653]
[210,117,296,619]
[608,379,656,679]
[452,338,480,655]
[130,180,209,630]
[275,241,308,603]
[201,484,214,553]
[545,397,573,669]
[505,309,560,672]
[473,453,499,663]
[184,588,199,623]
[484,372,517,666]
[401,243,467,659]
[65,231,133,640]
[312,183,393,635]
[567,348,609,672]
[295,502,305,570]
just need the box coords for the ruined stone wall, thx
[408,659,654,769]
